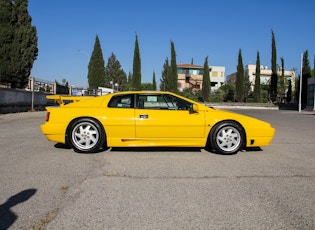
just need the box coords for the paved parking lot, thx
[0,109,314,229]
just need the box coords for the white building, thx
[177,64,225,92]
[225,64,296,92]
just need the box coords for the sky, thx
[28,0,315,88]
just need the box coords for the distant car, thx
[40,91,275,155]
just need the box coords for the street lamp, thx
[110,80,119,92]
[77,50,90,59]
[77,50,90,88]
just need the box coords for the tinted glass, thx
[108,94,134,108]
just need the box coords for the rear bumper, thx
[40,123,67,144]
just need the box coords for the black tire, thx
[67,118,105,153]
[209,121,245,155]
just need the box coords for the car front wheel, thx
[209,121,245,155]
[68,118,105,153]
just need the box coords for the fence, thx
[0,77,59,114]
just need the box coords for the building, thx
[177,64,225,92]
[225,64,296,92]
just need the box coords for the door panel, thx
[104,108,135,139]
[135,109,205,138]
[104,94,136,144]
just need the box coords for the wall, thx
[306,78,315,111]
[0,88,55,114]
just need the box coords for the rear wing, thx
[47,95,94,106]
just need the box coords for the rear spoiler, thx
[47,95,94,106]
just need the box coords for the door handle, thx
[140,114,148,119]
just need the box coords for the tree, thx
[141,83,153,90]
[179,88,199,101]
[219,83,235,102]
[127,71,132,83]
[286,79,292,103]
[244,74,251,102]
[105,52,127,91]
[270,30,278,101]
[0,0,38,88]
[253,51,261,102]
[235,49,244,102]
[278,57,285,102]
[301,50,311,105]
[152,71,157,91]
[0,0,14,85]
[168,41,178,93]
[132,34,141,90]
[160,57,169,91]
[88,35,105,89]
[126,71,132,90]
[201,56,210,101]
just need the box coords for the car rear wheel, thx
[68,118,105,153]
[209,121,245,155]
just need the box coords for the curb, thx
[209,105,279,110]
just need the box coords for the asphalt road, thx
[0,109,314,230]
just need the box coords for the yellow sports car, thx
[40,91,275,155]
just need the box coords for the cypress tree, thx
[127,71,132,90]
[286,79,292,103]
[253,51,261,102]
[0,0,13,84]
[132,34,141,90]
[160,57,169,91]
[244,74,251,102]
[278,57,285,102]
[201,56,210,102]
[152,71,157,91]
[301,50,311,105]
[88,35,105,89]
[169,41,178,93]
[235,49,244,102]
[270,30,278,101]
[0,0,38,88]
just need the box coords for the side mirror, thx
[190,104,199,113]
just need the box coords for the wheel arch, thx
[206,119,247,150]
[65,116,107,146]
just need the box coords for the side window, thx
[138,95,165,109]
[164,94,192,110]
[108,95,134,108]
[137,94,191,110]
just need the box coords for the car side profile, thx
[40,91,275,155]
